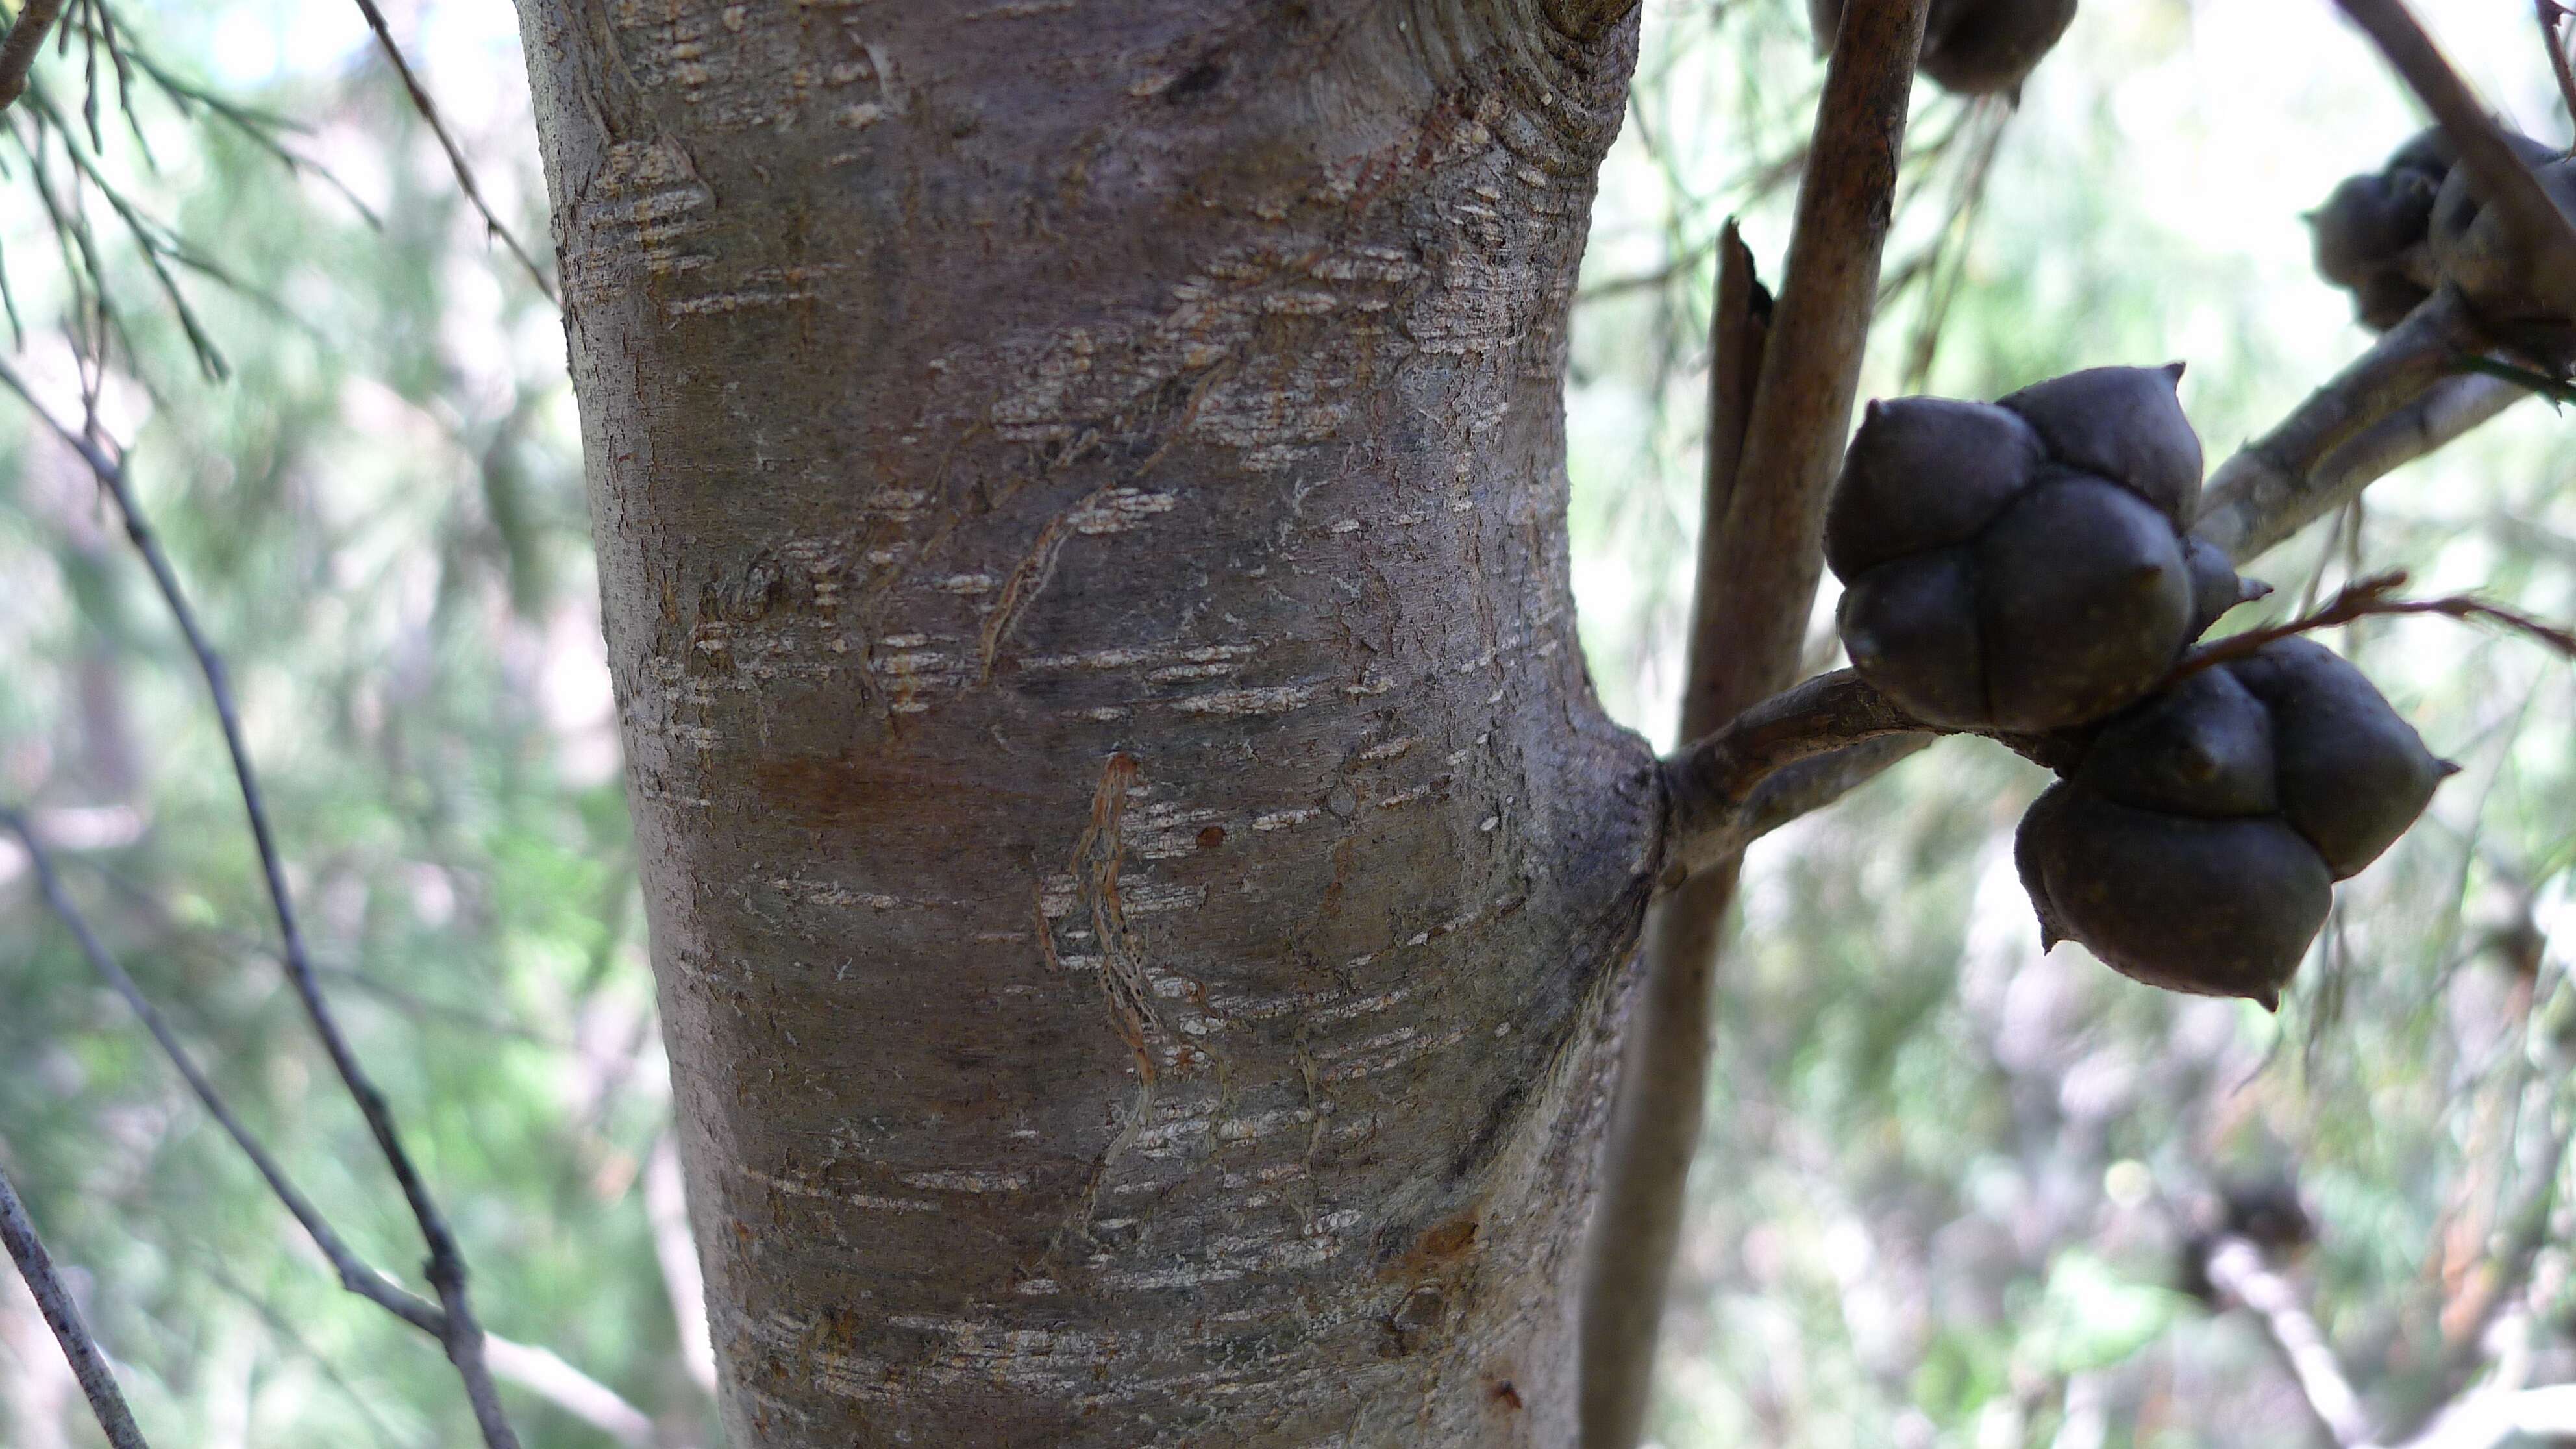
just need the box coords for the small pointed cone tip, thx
[1863,398,1887,421]
[2163,360,2188,383]
[2255,988,2282,1013]
[2240,576,2276,602]
[2039,926,2063,952]
[2437,758,2465,778]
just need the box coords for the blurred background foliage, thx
[0,0,2568,1445]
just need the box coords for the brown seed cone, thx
[1974,476,2194,732]
[1998,364,2201,523]
[2309,126,2469,332]
[1827,366,2251,734]
[2223,638,2455,880]
[2018,783,2331,1011]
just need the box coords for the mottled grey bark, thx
[514,2,1662,1443]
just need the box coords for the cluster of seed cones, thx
[2311,124,2576,354]
[1826,367,2453,1009]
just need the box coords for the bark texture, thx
[514,3,1658,1443]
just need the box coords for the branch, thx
[1580,224,1772,1449]
[2169,569,2576,679]
[2542,1,2576,140]
[0,365,523,1449]
[2202,1236,2378,1447]
[1736,734,1935,841]
[3,812,447,1337]
[1579,5,1931,1444]
[2194,289,2492,562]
[1657,669,1937,883]
[0,0,64,111]
[347,0,554,301]
[2288,371,2529,541]
[0,1158,152,1449]
[2334,0,2576,320]
[1713,0,1931,716]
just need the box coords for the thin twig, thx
[3,811,449,1337]
[0,367,525,1449]
[347,0,553,300]
[23,86,226,379]
[2334,0,2576,321]
[84,10,380,227]
[0,1156,153,1449]
[2171,570,2576,679]
[0,0,66,110]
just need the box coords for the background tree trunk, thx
[514,2,1662,1441]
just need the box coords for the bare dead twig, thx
[2334,0,2576,321]
[4,830,663,1443]
[3,812,450,1337]
[0,364,525,1449]
[0,1156,153,1449]
[0,0,66,111]
[347,0,552,301]
[1581,222,1772,1449]
[2542,1,2576,142]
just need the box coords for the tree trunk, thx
[514,2,1658,1442]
